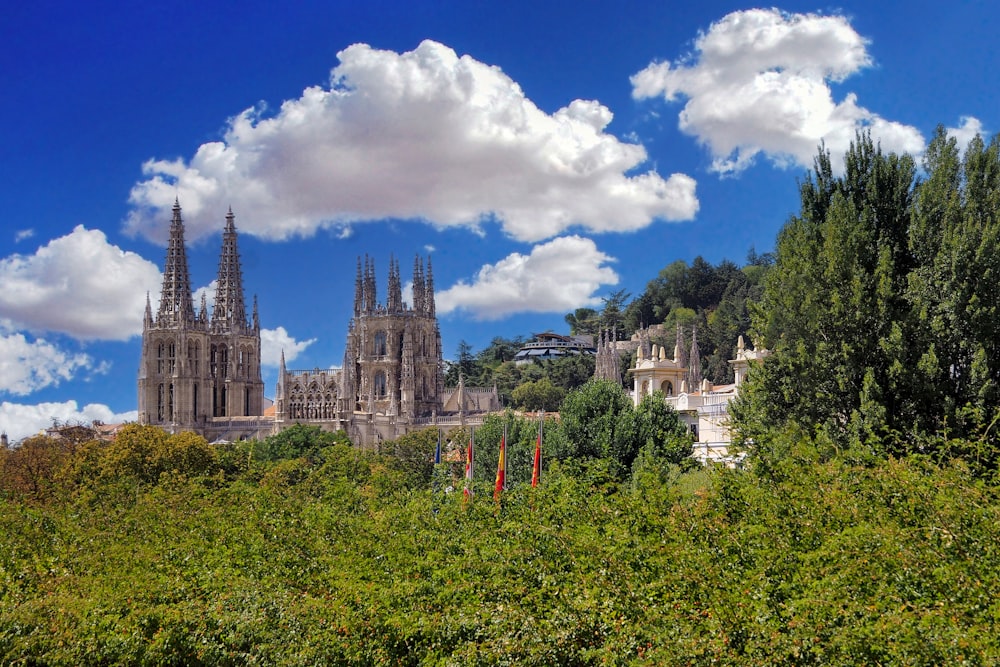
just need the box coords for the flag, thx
[531,415,542,488]
[464,428,475,500]
[494,427,506,501]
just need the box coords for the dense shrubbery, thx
[4,422,1000,664]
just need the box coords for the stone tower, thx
[340,255,443,420]
[138,201,263,431]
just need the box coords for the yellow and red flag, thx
[531,416,542,488]
[493,428,506,501]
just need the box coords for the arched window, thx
[374,371,387,398]
[188,341,199,374]
[168,383,174,420]
[167,343,176,374]
[374,331,388,357]
[641,380,650,398]
[157,342,165,374]
[157,383,164,421]
[660,380,673,396]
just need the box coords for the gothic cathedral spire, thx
[212,207,248,333]
[156,199,196,327]
[425,255,435,317]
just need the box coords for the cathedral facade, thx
[274,255,446,445]
[138,201,265,436]
[138,201,485,446]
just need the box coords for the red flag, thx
[494,429,506,501]
[464,428,475,501]
[531,416,542,488]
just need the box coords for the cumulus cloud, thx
[436,236,618,320]
[632,9,925,173]
[0,400,137,443]
[0,226,162,340]
[126,39,698,244]
[0,329,95,396]
[260,326,316,367]
[947,116,986,152]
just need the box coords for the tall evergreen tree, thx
[734,130,1000,464]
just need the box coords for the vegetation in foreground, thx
[3,419,1000,665]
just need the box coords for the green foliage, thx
[631,390,693,465]
[4,431,1000,664]
[558,379,633,464]
[511,377,565,411]
[736,130,1000,466]
[253,423,350,463]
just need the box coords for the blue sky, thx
[1,1,996,440]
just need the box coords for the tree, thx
[511,378,565,412]
[559,379,635,471]
[599,289,631,340]
[565,307,600,336]
[632,391,692,465]
[734,130,1000,463]
[254,424,350,463]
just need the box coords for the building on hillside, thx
[138,200,497,446]
[513,332,595,365]
[628,331,768,465]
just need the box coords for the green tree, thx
[511,378,565,412]
[631,391,692,465]
[254,424,350,463]
[733,130,1000,462]
[559,379,635,472]
[565,307,600,335]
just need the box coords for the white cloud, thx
[0,329,95,396]
[0,400,137,443]
[0,226,162,341]
[946,116,986,152]
[191,280,218,314]
[632,9,925,174]
[260,326,316,367]
[436,236,618,320]
[126,39,698,244]
[14,229,34,243]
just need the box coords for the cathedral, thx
[138,201,264,436]
[274,254,447,445]
[139,201,495,445]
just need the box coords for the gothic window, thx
[188,341,199,374]
[210,345,218,377]
[374,331,388,357]
[168,383,174,420]
[244,387,250,416]
[661,380,673,396]
[221,346,229,378]
[238,347,245,377]
[167,343,176,374]
[374,371,387,398]
[157,342,165,374]
[157,383,164,421]
[193,383,198,419]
